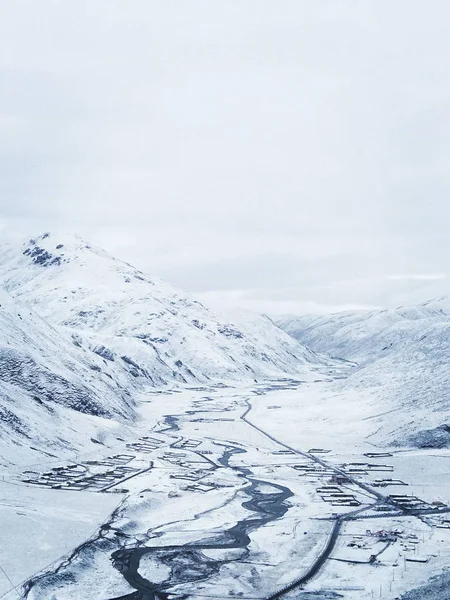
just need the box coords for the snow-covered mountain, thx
[278,303,450,447]
[0,233,324,394]
[278,299,450,362]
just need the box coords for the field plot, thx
[0,482,120,597]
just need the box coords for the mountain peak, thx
[0,231,159,298]
[22,232,111,268]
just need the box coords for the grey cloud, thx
[1,1,450,313]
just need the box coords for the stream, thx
[108,441,294,600]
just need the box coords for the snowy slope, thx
[278,303,450,446]
[0,288,136,469]
[0,233,324,392]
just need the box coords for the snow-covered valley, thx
[278,304,450,448]
[1,233,449,600]
[3,381,450,600]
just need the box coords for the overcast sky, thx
[1,1,450,314]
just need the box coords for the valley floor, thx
[2,372,450,600]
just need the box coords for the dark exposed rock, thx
[94,345,115,361]
[218,325,244,339]
[406,424,450,448]
[23,245,62,266]
[0,405,28,436]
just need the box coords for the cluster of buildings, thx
[316,484,361,507]
[22,453,145,492]
[126,435,165,453]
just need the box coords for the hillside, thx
[278,302,450,447]
[0,288,135,469]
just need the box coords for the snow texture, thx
[278,303,450,447]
